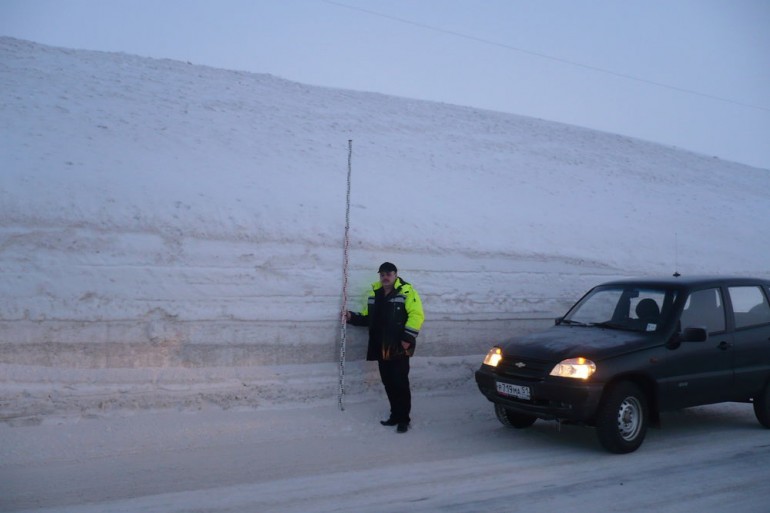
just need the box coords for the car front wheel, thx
[754,381,770,428]
[595,382,648,454]
[494,403,537,428]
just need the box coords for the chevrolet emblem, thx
[514,362,526,368]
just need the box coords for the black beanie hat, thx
[378,262,398,273]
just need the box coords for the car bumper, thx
[475,366,604,423]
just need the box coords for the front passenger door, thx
[658,287,734,409]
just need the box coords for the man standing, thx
[346,262,425,433]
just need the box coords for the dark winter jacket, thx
[348,277,425,361]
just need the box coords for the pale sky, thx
[2,0,769,169]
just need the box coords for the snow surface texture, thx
[3,382,770,512]
[1,37,769,418]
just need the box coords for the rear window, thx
[728,286,770,329]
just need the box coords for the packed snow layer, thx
[1,37,769,415]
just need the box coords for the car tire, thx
[753,381,770,429]
[595,382,648,454]
[494,403,537,428]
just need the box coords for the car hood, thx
[500,325,661,362]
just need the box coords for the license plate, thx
[496,381,531,400]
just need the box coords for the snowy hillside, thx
[1,37,769,415]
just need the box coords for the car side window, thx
[680,288,725,333]
[728,286,770,329]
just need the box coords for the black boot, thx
[380,418,398,426]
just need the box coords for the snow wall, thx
[2,38,769,416]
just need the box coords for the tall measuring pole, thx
[338,140,353,411]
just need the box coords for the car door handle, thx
[717,341,733,351]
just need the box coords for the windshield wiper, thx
[590,321,639,332]
[559,319,589,327]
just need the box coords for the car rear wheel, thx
[494,403,537,428]
[595,382,648,454]
[753,381,770,428]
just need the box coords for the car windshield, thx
[562,285,678,333]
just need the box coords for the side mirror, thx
[555,316,564,325]
[681,327,708,343]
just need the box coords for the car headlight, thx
[550,357,596,379]
[483,347,503,367]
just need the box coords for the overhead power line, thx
[323,0,770,113]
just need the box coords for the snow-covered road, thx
[2,379,768,513]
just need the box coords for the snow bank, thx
[0,356,481,422]
[1,37,769,416]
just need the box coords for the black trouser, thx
[378,358,411,424]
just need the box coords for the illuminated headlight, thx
[483,347,503,367]
[550,357,596,379]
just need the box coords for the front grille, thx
[497,356,553,381]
